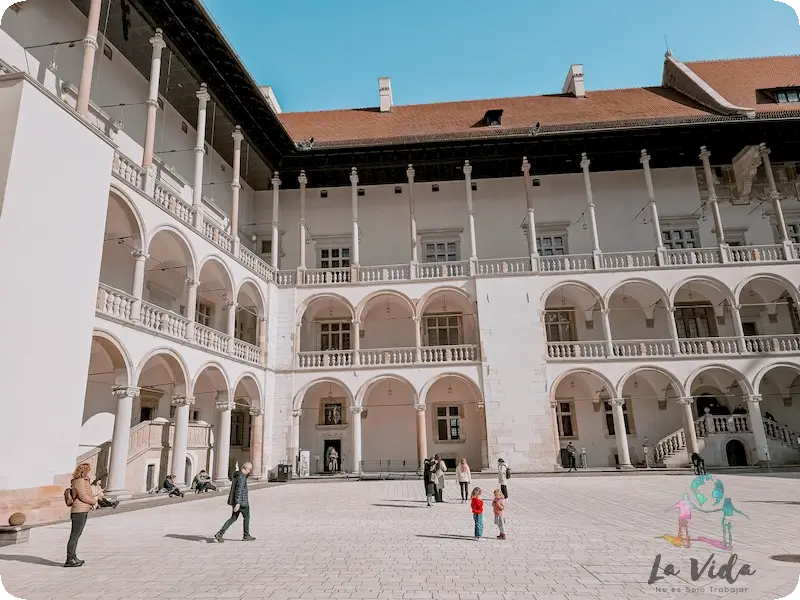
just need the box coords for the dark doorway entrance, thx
[146,464,155,492]
[726,440,748,466]
[324,440,341,473]
[696,393,724,417]
[184,457,192,485]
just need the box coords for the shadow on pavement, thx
[416,534,478,541]
[372,503,427,509]
[164,534,216,544]
[744,500,800,506]
[0,554,63,567]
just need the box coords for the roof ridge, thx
[686,54,800,65]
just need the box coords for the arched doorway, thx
[725,440,748,466]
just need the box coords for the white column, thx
[185,278,198,341]
[678,397,699,456]
[249,407,264,479]
[142,29,166,175]
[746,394,770,464]
[230,125,244,254]
[290,408,302,472]
[667,307,681,355]
[105,386,140,498]
[225,299,237,354]
[298,171,308,272]
[413,316,422,363]
[271,173,281,270]
[760,144,792,258]
[352,319,361,366]
[521,157,539,269]
[477,402,489,470]
[463,161,478,272]
[699,146,728,261]
[130,250,148,321]
[192,84,211,228]
[76,0,102,116]
[640,150,665,264]
[610,398,632,467]
[257,316,267,359]
[580,153,602,267]
[350,168,360,273]
[170,396,194,486]
[414,404,428,470]
[214,399,234,483]
[550,400,561,467]
[732,304,746,353]
[407,165,418,269]
[601,308,614,357]
[350,406,363,475]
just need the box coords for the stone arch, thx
[198,254,236,297]
[669,275,734,306]
[108,184,147,251]
[415,286,473,320]
[355,374,419,408]
[296,293,355,322]
[233,372,263,408]
[752,361,800,395]
[735,273,800,305]
[135,347,191,396]
[541,280,605,312]
[293,377,354,411]
[91,329,134,387]
[550,368,617,401]
[147,224,198,280]
[604,277,670,310]
[355,289,416,322]
[236,278,267,317]
[616,365,685,398]
[419,372,483,406]
[685,364,754,398]
[191,361,232,397]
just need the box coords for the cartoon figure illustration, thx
[700,497,749,550]
[664,493,702,548]
[711,479,725,505]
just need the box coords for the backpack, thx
[64,488,74,507]
[505,466,512,479]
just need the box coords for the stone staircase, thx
[653,411,800,468]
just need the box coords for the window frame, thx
[434,404,464,442]
[674,303,717,339]
[603,397,635,436]
[318,320,352,351]
[524,222,570,256]
[321,401,346,426]
[230,410,246,447]
[195,301,214,327]
[544,309,575,342]
[419,229,463,263]
[555,399,578,439]
[423,313,463,347]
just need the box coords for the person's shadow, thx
[416,534,477,541]
[164,534,216,544]
[0,555,62,567]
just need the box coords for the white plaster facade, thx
[2,1,800,524]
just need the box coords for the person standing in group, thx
[214,462,255,543]
[456,458,472,503]
[566,441,578,473]
[492,489,507,540]
[497,458,510,499]
[64,462,97,568]
[470,487,484,540]
[433,454,447,503]
[423,458,436,507]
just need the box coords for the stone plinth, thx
[0,525,31,547]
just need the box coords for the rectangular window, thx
[319,247,350,269]
[260,239,272,256]
[557,401,576,438]
[103,43,113,60]
[424,241,459,263]
[661,229,699,249]
[674,306,714,339]
[230,411,245,447]
[424,314,462,346]
[787,224,800,244]
[537,235,566,256]
[776,89,800,104]
[323,403,344,426]
[604,400,632,436]
[545,310,574,342]
[190,409,200,422]
[320,321,351,351]
[196,302,213,327]
[436,406,461,441]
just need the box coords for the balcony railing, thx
[547,333,800,360]
[297,344,480,369]
[95,284,264,366]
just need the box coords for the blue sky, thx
[202,0,800,113]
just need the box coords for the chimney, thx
[259,86,282,114]
[378,77,393,112]
[562,64,585,98]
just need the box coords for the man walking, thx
[214,462,255,543]
[566,442,578,473]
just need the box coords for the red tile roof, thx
[278,56,800,146]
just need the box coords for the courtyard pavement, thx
[1,474,799,600]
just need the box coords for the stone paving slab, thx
[1,475,799,600]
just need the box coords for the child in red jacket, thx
[470,487,484,540]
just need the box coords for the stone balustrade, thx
[139,301,190,339]
[233,338,264,364]
[194,323,230,354]
[359,264,412,283]
[97,284,135,321]
[358,348,416,366]
[297,344,480,369]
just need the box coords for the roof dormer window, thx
[483,109,503,126]
[776,88,800,104]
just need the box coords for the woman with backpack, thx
[64,462,98,568]
[497,458,510,499]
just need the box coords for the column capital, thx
[131,249,149,261]
[350,406,364,415]
[414,403,427,413]
[215,399,236,412]
[758,142,771,158]
[412,316,421,324]
[196,83,210,104]
[747,394,763,404]
[171,395,195,407]
[521,156,531,175]
[271,172,281,188]
[249,407,264,417]
[610,397,626,407]
[406,164,415,182]
[83,36,99,50]
[350,167,359,185]
[113,386,140,399]
[224,298,238,309]
[298,170,308,186]
[186,277,199,288]
[640,149,651,164]
[550,399,558,409]
[230,182,241,191]
[257,316,267,324]
[699,145,711,161]
[677,397,695,405]
[231,125,244,145]
[145,98,159,108]
[150,28,166,52]
[351,318,362,326]
[463,160,472,177]
[292,408,303,418]
[580,152,590,170]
